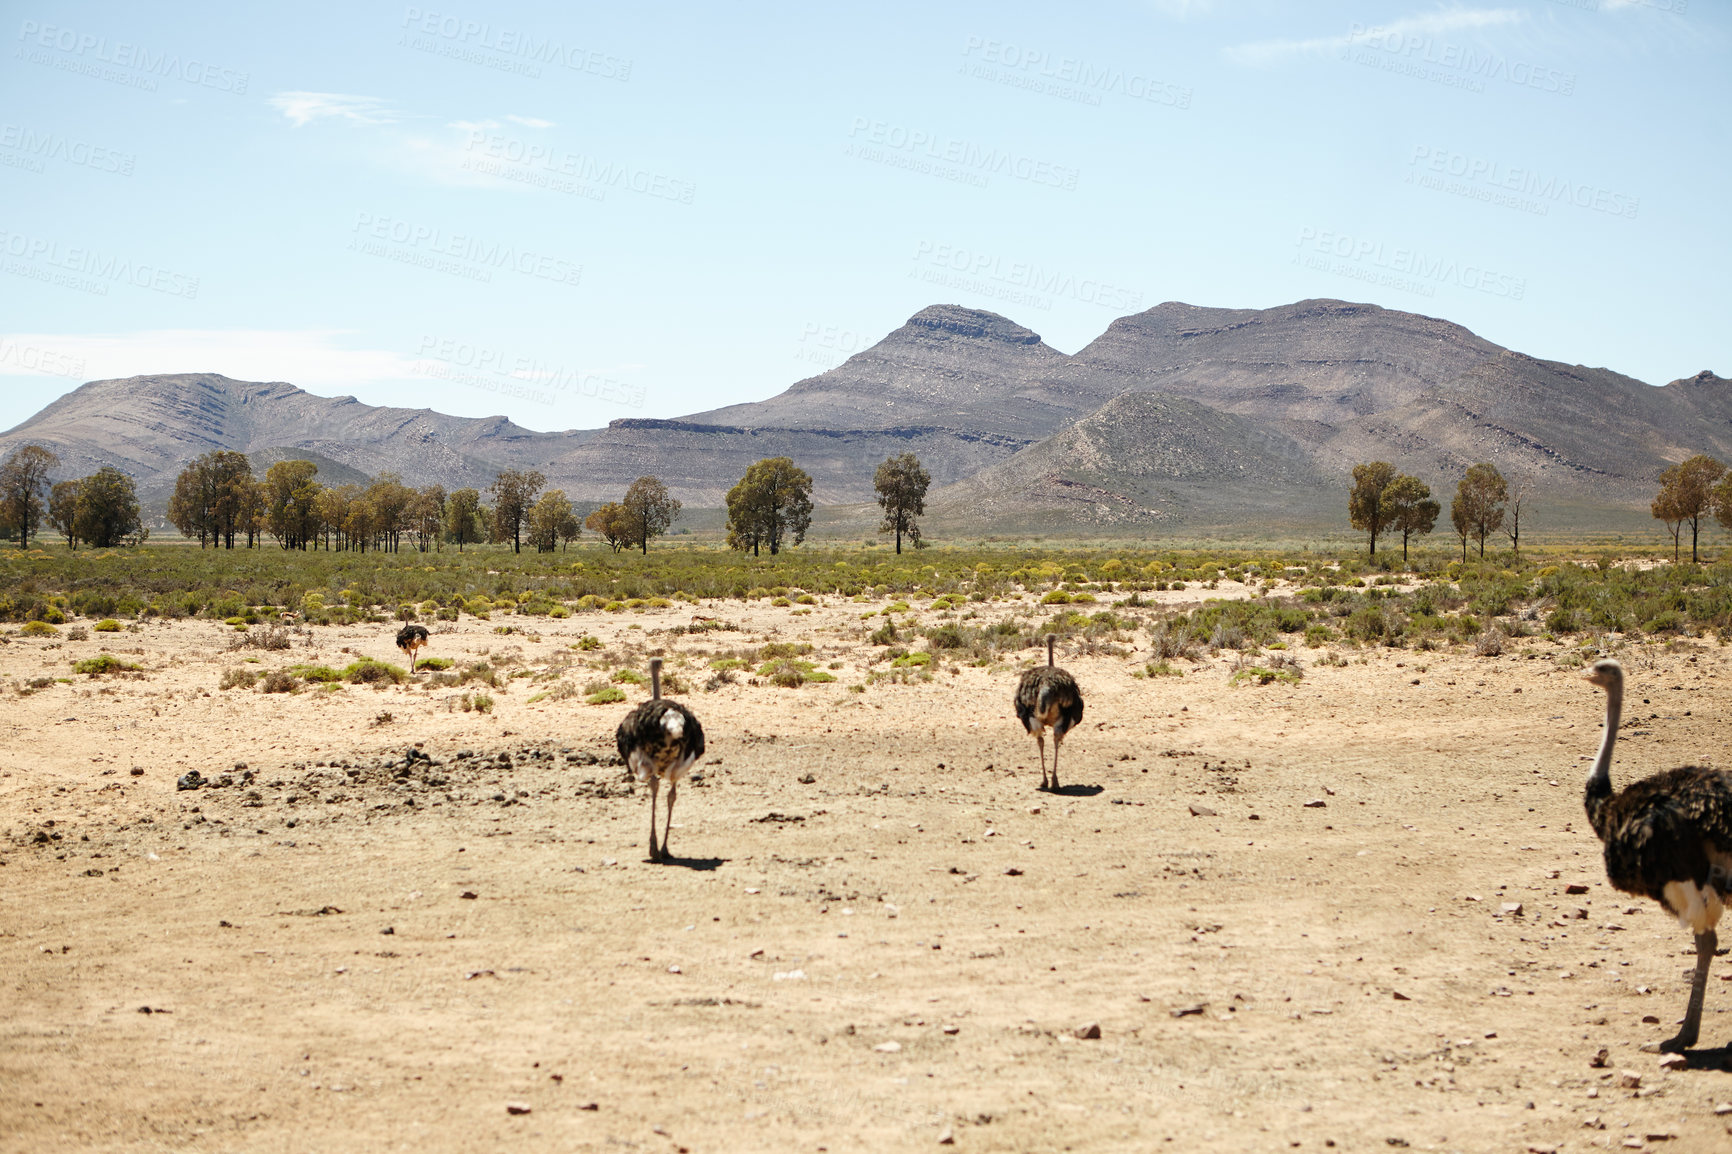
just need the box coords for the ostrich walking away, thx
[396,624,430,672]
[1015,634,1084,792]
[616,658,705,862]
[1583,659,1732,1052]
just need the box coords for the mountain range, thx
[2,297,1723,533]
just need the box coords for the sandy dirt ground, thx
[4,590,1732,1153]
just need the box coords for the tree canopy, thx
[874,452,930,554]
[1347,462,1397,557]
[0,444,59,548]
[619,475,680,554]
[1654,454,1724,563]
[1450,463,1507,561]
[726,457,813,556]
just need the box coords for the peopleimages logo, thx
[911,241,1142,312]
[0,226,200,299]
[349,212,583,286]
[399,7,631,81]
[0,124,135,175]
[1294,227,1525,301]
[1407,146,1639,220]
[15,19,249,93]
[959,36,1193,110]
[846,118,1081,191]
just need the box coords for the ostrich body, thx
[1584,658,1732,1051]
[1015,635,1084,792]
[396,624,431,672]
[616,658,705,862]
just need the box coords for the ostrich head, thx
[1585,658,1623,695]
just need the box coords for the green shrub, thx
[219,667,259,690]
[341,659,407,685]
[93,619,122,632]
[585,685,625,704]
[290,664,342,683]
[21,620,58,637]
[260,670,298,693]
[74,654,140,676]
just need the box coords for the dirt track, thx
[4,597,1732,1152]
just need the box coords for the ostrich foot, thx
[1659,1029,1698,1054]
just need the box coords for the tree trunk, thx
[1691,516,1701,564]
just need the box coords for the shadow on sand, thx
[649,855,728,871]
[1042,784,1104,797]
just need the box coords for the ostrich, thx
[1583,658,1732,1052]
[396,624,431,673]
[616,658,705,862]
[1015,634,1084,792]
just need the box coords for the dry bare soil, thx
[4,593,1732,1152]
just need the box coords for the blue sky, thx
[1,0,1724,435]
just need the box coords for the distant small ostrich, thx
[1015,634,1084,792]
[616,658,706,862]
[396,624,431,672]
[1584,658,1732,1052]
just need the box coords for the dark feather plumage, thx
[1591,764,1732,906]
[1014,667,1084,739]
[616,699,706,782]
[617,660,705,862]
[396,624,430,651]
[1581,657,1732,1052]
[1015,637,1084,791]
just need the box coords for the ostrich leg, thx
[647,777,662,862]
[1050,734,1061,793]
[1035,732,1048,791]
[1663,929,1717,1052]
[662,781,678,862]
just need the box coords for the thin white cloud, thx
[0,330,421,389]
[505,114,555,128]
[1226,6,1521,66]
[269,91,401,128]
[1148,0,1215,18]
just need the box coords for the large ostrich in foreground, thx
[616,658,705,862]
[396,624,431,672]
[1015,635,1084,792]
[1584,658,1732,1052]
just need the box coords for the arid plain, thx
[4,587,1732,1153]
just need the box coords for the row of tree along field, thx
[1349,456,1732,564]
[4,526,1732,657]
[0,445,934,557]
[0,446,146,549]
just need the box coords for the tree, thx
[1451,463,1508,561]
[0,444,59,548]
[619,475,680,554]
[48,479,82,549]
[1654,454,1724,564]
[725,457,813,556]
[1503,472,1532,558]
[72,466,142,547]
[412,485,446,552]
[446,488,483,551]
[1382,474,1440,565]
[1347,461,1397,557]
[585,502,632,552]
[263,460,322,550]
[874,451,930,554]
[489,469,545,554]
[527,489,576,553]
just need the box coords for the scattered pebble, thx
[937,1126,954,1145]
[1075,1022,1101,1040]
[1618,1070,1642,1089]
[874,1042,901,1053]
[1188,804,1217,818]
[1303,799,1326,808]
[505,1101,532,1116]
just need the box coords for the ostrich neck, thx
[651,668,661,700]
[1588,687,1621,794]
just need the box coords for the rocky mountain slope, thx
[2,301,1721,530]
